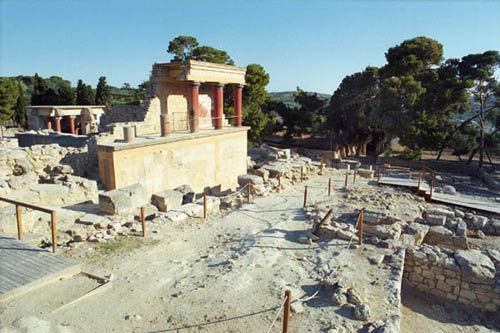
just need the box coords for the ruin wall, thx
[403,246,500,312]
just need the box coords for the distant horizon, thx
[1,0,499,94]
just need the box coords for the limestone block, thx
[237,174,264,187]
[424,207,455,219]
[454,250,496,284]
[174,184,196,205]
[164,210,189,223]
[175,203,204,218]
[405,223,429,245]
[363,207,402,225]
[363,223,402,240]
[253,168,269,181]
[356,169,374,179]
[151,190,183,212]
[76,213,106,226]
[442,185,457,195]
[195,195,220,214]
[424,214,446,226]
[99,183,147,215]
[423,226,453,246]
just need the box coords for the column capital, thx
[233,84,244,89]
[189,81,201,87]
[214,83,225,88]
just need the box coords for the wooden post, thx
[344,170,349,188]
[203,192,207,219]
[358,209,364,245]
[303,186,308,209]
[312,208,333,234]
[328,177,332,196]
[51,211,57,253]
[15,204,22,240]
[247,183,251,204]
[300,166,304,182]
[353,168,357,184]
[140,207,146,237]
[283,290,291,333]
[417,172,422,192]
[429,176,435,200]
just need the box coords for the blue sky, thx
[1,0,499,94]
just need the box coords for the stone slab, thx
[0,234,81,301]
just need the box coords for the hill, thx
[269,91,331,108]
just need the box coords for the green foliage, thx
[190,46,234,65]
[76,79,95,105]
[328,66,380,151]
[0,77,19,125]
[382,36,443,77]
[31,73,74,105]
[450,124,478,158]
[14,81,28,126]
[167,35,234,65]
[95,76,111,105]
[167,35,199,62]
[398,149,422,161]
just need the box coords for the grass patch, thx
[86,236,160,262]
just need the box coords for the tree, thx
[278,88,327,139]
[328,66,380,155]
[95,76,111,105]
[0,78,19,125]
[56,83,76,105]
[14,81,28,126]
[190,46,234,65]
[31,73,48,105]
[76,79,95,105]
[167,35,199,61]
[458,50,500,167]
[376,37,468,153]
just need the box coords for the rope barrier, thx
[266,295,288,333]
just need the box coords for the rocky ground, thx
[0,144,499,332]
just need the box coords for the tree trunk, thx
[467,147,478,165]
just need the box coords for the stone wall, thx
[16,133,89,148]
[99,96,162,136]
[404,245,500,312]
[97,127,249,197]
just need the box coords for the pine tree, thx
[76,79,95,105]
[31,73,48,105]
[14,81,28,126]
[95,76,111,105]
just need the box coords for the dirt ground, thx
[0,167,497,332]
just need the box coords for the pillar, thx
[68,116,76,135]
[188,82,201,133]
[54,117,62,133]
[160,113,170,137]
[214,83,224,129]
[233,84,243,127]
[45,117,52,130]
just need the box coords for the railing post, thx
[15,204,22,240]
[140,207,146,237]
[358,208,364,245]
[300,166,304,182]
[203,192,207,219]
[328,177,332,196]
[353,168,357,184]
[303,185,308,209]
[320,159,324,174]
[283,290,291,333]
[344,170,349,188]
[429,175,435,200]
[51,211,57,253]
[417,172,422,192]
[247,183,251,204]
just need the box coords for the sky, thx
[1,0,499,94]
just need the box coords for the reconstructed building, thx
[26,105,106,135]
[97,60,249,196]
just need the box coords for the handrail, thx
[0,196,58,253]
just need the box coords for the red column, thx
[54,117,62,133]
[214,83,224,129]
[45,117,53,130]
[68,116,76,135]
[188,82,201,133]
[233,84,243,127]
[160,113,170,137]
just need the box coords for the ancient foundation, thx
[97,127,249,196]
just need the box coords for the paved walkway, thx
[378,176,500,214]
[0,234,81,301]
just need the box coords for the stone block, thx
[151,190,183,212]
[99,183,147,215]
[164,210,189,223]
[423,226,453,246]
[237,174,264,187]
[424,214,446,226]
[454,250,496,284]
[363,207,401,225]
[175,203,204,218]
[253,168,269,181]
[363,223,401,240]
